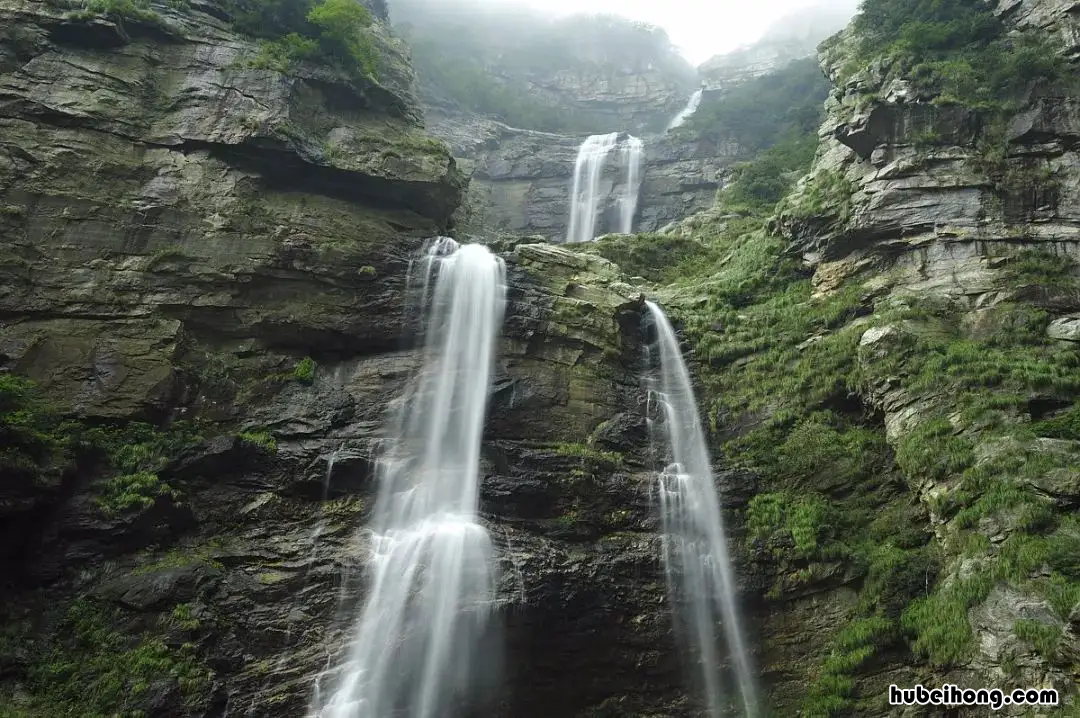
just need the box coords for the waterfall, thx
[566,132,619,244]
[666,88,703,131]
[618,135,644,235]
[566,132,646,243]
[310,236,506,718]
[643,301,758,718]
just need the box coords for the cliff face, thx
[696,0,1080,712]
[0,2,701,715]
[5,0,1080,715]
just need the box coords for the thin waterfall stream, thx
[666,88,703,131]
[644,300,758,718]
[309,237,507,718]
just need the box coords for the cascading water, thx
[566,132,620,244]
[567,132,646,242]
[309,236,506,718]
[643,301,758,718]
[666,88,703,131]
[617,135,644,235]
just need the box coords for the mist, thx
[390,0,860,65]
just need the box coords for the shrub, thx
[227,0,379,79]
[293,357,316,384]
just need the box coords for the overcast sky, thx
[514,0,859,64]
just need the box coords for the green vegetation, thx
[170,603,202,632]
[638,123,1078,707]
[96,470,179,516]
[746,491,834,560]
[719,135,819,213]
[293,356,316,384]
[848,0,1070,107]
[10,598,210,717]
[68,0,163,26]
[227,0,379,79]
[84,421,204,516]
[803,616,894,716]
[775,169,857,228]
[237,430,278,454]
[676,58,830,153]
[0,374,73,485]
[1013,618,1062,660]
[0,373,207,516]
[550,442,624,467]
[132,543,225,575]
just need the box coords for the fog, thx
[446,0,860,65]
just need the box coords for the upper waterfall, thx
[310,237,506,718]
[566,132,646,243]
[665,88,703,131]
[566,132,620,244]
[644,301,759,718]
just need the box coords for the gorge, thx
[2,0,1080,716]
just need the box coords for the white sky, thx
[514,0,857,65]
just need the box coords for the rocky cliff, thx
[0,1,706,715]
[636,0,1080,713]
[4,0,1080,716]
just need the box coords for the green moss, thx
[550,442,624,467]
[82,421,204,516]
[293,356,316,384]
[237,430,278,454]
[1013,618,1062,660]
[249,35,318,72]
[551,508,581,529]
[997,249,1079,290]
[358,265,377,277]
[15,598,211,717]
[131,544,225,575]
[0,204,25,217]
[144,246,194,271]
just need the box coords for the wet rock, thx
[93,563,223,611]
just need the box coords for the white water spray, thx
[643,301,758,718]
[566,132,620,244]
[618,135,644,235]
[309,237,506,718]
[666,89,703,131]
